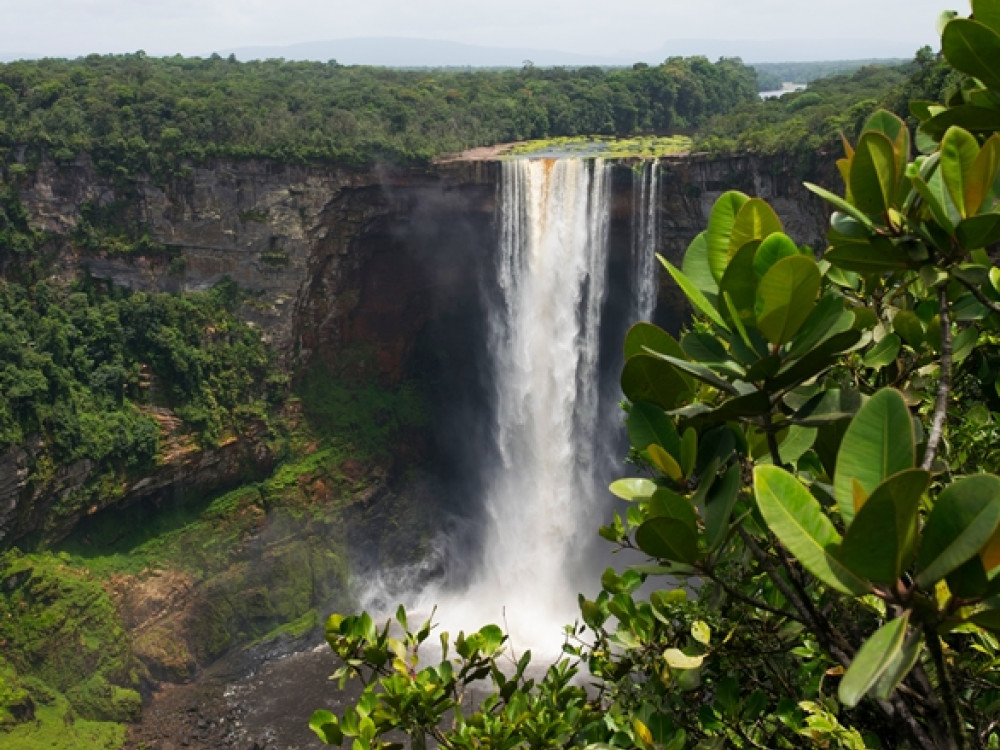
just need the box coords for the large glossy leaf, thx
[839,469,929,584]
[706,191,749,282]
[647,488,700,536]
[834,389,914,528]
[957,213,1000,250]
[635,516,700,564]
[946,554,990,599]
[784,295,854,363]
[643,350,740,395]
[681,230,718,299]
[863,110,911,188]
[804,182,875,229]
[648,443,684,482]
[754,465,868,595]
[892,310,925,348]
[719,242,759,329]
[825,241,914,274]
[838,614,910,708]
[873,630,923,701]
[974,0,1000,35]
[628,401,682,460]
[752,232,799,280]
[728,198,783,255]
[661,257,728,330]
[610,477,657,501]
[704,463,741,552]
[912,171,960,233]
[621,354,693,410]
[922,105,1000,140]
[755,255,821,345]
[863,333,902,368]
[942,18,1000,91]
[624,323,686,361]
[769,330,861,392]
[850,131,898,215]
[940,125,982,218]
[915,474,1000,588]
[966,134,1000,214]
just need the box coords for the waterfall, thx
[359,156,661,657]
[631,160,660,323]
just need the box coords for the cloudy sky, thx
[1,0,954,61]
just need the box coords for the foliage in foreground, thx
[312,3,1000,749]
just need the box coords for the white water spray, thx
[631,160,660,323]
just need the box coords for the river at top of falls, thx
[360,156,661,659]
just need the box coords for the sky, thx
[0,0,955,62]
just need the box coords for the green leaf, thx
[648,443,684,482]
[769,329,861,392]
[628,401,682,461]
[624,322,685,362]
[752,232,800,280]
[681,230,719,299]
[691,620,711,645]
[838,614,910,708]
[706,191,749,282]
[946,555,990,599]
[915,474,1000,588]
[755,255,821,345]
[922,105,1000,140]
[974,0,1000,35]
[966,134,1000,214]
[942,18,1000,91]
[940,125,982,218]
[621,354,693,410]
[643,350,739,395]
[660,257,728,330]
[957,212,1000,250]
[851,131,898,215]
[892,310,925,347]
[804,182,875,229]
[912,172,959,233]
[754,465,868,595]
[729,198,783,255]
[839,469,929,584]
[873,630,923,701]
[664,648,705,670]
[704,463,741,552]
[825,240,914,274]
[635,516,700,564]
[610,477,657,501]
[784,295,854,363]
[834,389,914,528]
[310,711,345,745]
[863,333,902,368]
[681,427,698,479]
[647,487,700,536]
[719,241,759,329]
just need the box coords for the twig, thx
[924,623,966,750]
[954,274,1000,316]
[922,286,953,470]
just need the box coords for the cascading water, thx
[631,160,660,323]
[360,156,664,657]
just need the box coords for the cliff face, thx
[3,152,828,549]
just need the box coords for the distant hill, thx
[221,36,923,67]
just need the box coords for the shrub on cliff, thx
[310,3,1000,749]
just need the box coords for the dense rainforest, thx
[0,53,758,172]
[0,39,963,750]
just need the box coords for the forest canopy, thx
[0,53,758,172]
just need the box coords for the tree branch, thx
[954,273,1000,316]
[921,286,953,471]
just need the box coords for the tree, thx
[311,3,1000,748]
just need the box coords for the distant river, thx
[759,82,807,99]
